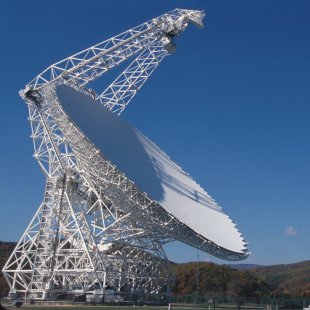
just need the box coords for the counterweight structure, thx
[3,9,249,300]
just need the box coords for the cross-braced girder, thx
[2,8,213,300]
[4,80,175,298]
[4,93,173,297]
[25,8,204,115]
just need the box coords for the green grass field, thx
[0,305,270,310]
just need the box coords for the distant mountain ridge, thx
[226,263,264,270]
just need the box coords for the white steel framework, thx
[3,9,248,301]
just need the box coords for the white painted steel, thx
[2,8,249,300]
[56,84,246,253]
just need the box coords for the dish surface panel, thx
[56,84,246,253]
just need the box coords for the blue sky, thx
[0,0,309,266]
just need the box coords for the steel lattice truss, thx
[2,8,246,300]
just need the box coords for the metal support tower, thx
[3,9,205,300]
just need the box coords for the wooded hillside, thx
[0,241,309,298]
[172,261,310,298]
[0,241,16,296]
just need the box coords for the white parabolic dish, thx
[56,84,247,254]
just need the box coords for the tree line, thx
[171,261,310,298]
[0,241,309,298]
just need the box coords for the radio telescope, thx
[3,9,249,300]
